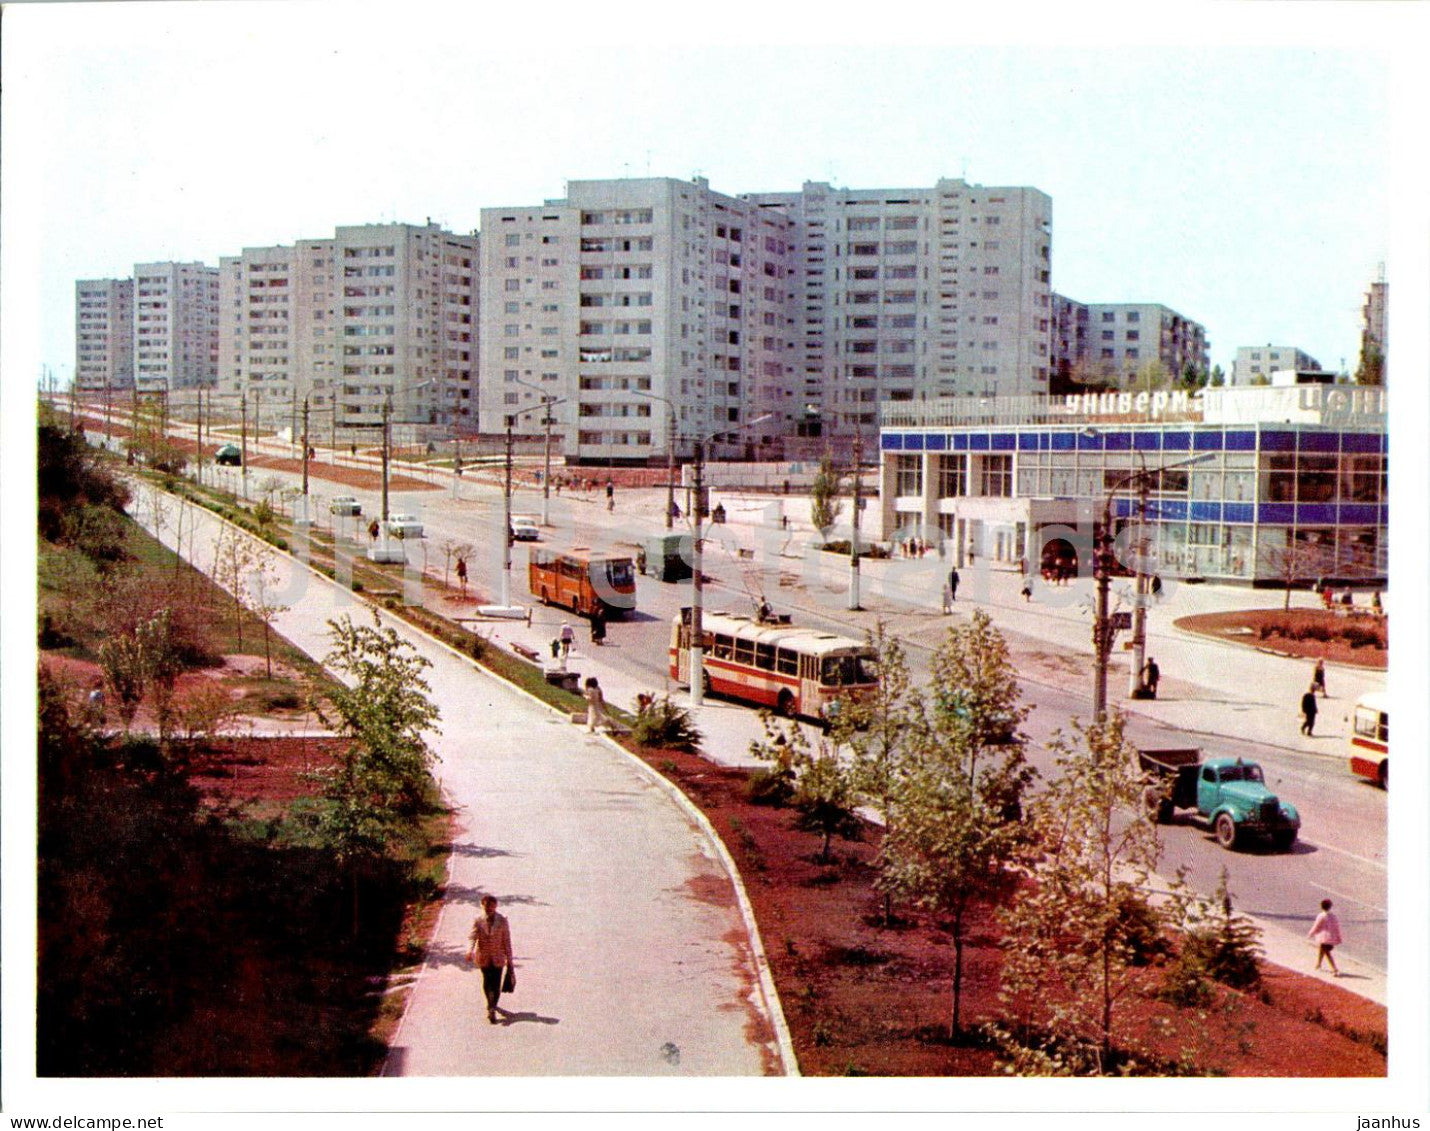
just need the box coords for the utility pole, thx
[381,396,391,523]
[1092,497,1114,722]
[665,402,676,530]
[196,388,204,487]
[849,429,863,611]
[301,396,311,498]
[690,437,707,707]
[539,399,554,526]
[509,417,520,609]
[240,392,250,500]
[1129,472,1151,698]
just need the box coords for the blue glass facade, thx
[881,422,1387,583]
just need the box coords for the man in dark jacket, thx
[1300,685,1319,736]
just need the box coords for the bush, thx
[1341,623,1384,650]
[746,765,795,806]
[630,696,703,753]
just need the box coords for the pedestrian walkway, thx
[129,491,792,1076]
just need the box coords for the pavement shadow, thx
[498,1007,559,1027]
[448,843,518,859]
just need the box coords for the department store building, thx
[878,383,1387,586]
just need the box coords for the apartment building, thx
[74,278,135,392]
[1054,297,1208,385]
[479,178,798,464]
[743,180,1054,444]
[132,262,220,392]
[1231,345,1324,386]
[219,222,480,433]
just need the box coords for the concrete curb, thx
[135,482,799,1077]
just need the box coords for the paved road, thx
[99,419,1389,1001]
[127,488,791,1076]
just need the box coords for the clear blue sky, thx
[0,2,1414,383]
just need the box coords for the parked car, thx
[385,513,424,538]
[329,496,362,516]
[510,515,541,542]
[214,443,242,466]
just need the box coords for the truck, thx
[1137,748,1300,851]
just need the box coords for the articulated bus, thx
[1349,691,1388,788]
[669,608,878,721]
[529,547,636,618]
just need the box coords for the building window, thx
[979,454,1012,497]
[893,455,923,497]
[938,454,967,497]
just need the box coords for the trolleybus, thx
[1348,690,1388,788]
[669,607,878,721]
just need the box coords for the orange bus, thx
[529,547,636,618]
[1348,691,1388,788]
[669,608,878,721]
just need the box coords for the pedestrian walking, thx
[606,481,615,512]
[1312,658,1327,697]
[1143,657,1161,698]
[1308,898,1342,976]
[590,606,607,646]
[367,518,380,542]
[467,895,516,1023]
[584,676,607,733]
[948,567,960,602]
[559,622,574,660]
[1020,577,1033,602]
[1300,684,1319,736]
[941,582,953,615]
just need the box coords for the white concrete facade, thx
[218,223,479,435]
[132,261,219,392]
[74,278,134,392]
[1055,297,1209,385]
[742,180,1054,445]
[480,178,797,464]
[1231,344,1323,386]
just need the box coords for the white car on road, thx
[385,513,424,538]
[510,515,541,542]
[329,495,362,516]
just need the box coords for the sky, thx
[0,2,1416,384]
[3,0,1430,1121]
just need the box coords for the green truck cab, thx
[1138,748,1300,851]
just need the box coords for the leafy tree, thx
[245,549,290,679]
[996,710,1164,1074]
[750,717,862,862]
[830,622,924,922]
[1355,342,1385,387]
[810,454,844,533]
[879,611,1034,1037]
[1162,868,1263,1004]
[134,610,184,749]
[98,634,147,736]
[1132,360,1172,391]
[38,416,130,544]
[1209,364,1226,387]
[211,525,257,648]
[306,613,441,934]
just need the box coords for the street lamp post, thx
[849,429,863,611]
[1091,449,1211,720]
[688,413,773,708]
[632,389,678,530]
[512,376,570,527]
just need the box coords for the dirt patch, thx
[623,740,1386,1077]
[1176,609,1386,669]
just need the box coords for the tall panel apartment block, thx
[219,223,479,434]
[1053,296,1208,386]
[743,179,1054,444]
[75,278,135,392]
[132,262,219,392]
[480,177,797,464]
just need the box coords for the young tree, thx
[879,611,1035,1038]
[211,525,257,648]
[306,613,442,934]
[810,454,844,533]
[750,716,862,863]
[996,710,1164,1074]
[829,622,924,922]
[245,549,290,679]
[98,634,147,736]
[134,610,184,750]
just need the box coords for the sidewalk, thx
[129,491,793,1076]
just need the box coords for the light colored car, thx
[329,495,362,516]
[510,515,541,542]
[385,513,424,538]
